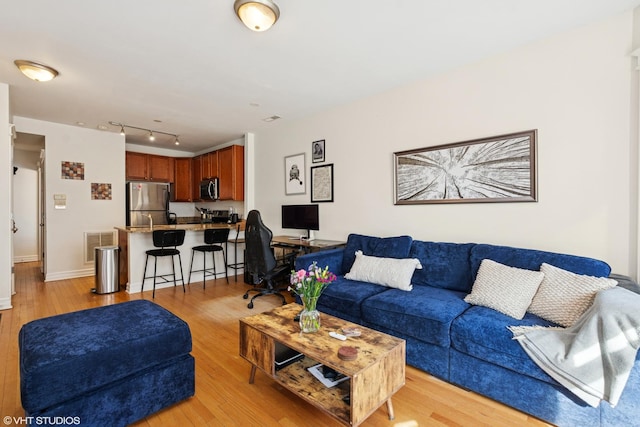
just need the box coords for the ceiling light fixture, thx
[109,121,180,146]
[14,60,59,82]
[234,0,280,32]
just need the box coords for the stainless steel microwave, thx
[199,178,219,200]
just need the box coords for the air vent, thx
[84,231,116,264]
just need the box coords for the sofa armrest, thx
[610,273,640,294]
[295,249,346,276]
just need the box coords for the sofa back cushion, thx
[469,244,611,280]
[341,233,413,273]
[409,241,475,292]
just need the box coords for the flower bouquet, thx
[289,262,337,333]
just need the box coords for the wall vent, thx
[84,231,116,264]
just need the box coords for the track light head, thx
[109,122,179,146]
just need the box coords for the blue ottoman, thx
[19,300,195,426]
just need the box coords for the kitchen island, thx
[116,222,244,294]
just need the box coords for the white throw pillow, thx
[344,250,422,291]
[528,263,617,327]
[464,259,544,320]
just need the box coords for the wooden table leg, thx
[386,398,395,420]
[249,365,256,384]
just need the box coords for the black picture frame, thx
[311,164,334,202]
[394,130,537,204]
[312,139,325,163]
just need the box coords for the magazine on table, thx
[307,363,349,388]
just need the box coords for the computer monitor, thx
[281,204,319,238]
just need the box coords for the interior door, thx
[38,149,46,276]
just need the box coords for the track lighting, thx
[109,121,179,147]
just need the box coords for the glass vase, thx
[299,296,321,333]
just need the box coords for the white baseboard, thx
[45,268,94,282]
[0,296,13,310]
[13,255,39,263]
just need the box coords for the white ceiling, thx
[2,0,640,153]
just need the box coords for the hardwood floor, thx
[0,262,552,426]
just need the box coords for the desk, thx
[271,236,346,254]
[242,236,346,284]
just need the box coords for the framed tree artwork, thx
[394,130,537,204]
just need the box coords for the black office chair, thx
[243,210,294,309]
[141,229,186,298]
[188,228,230,288]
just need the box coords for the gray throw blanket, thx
[509,287,640,407]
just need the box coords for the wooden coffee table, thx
[239,303,405,426]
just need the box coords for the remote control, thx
[329,331,347,341]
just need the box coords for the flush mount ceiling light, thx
[14,60,59,82]
[109,121,180,146]
[234,0,280,32]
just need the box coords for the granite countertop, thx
[115,222,242,234]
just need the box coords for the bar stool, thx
[227,221,245,282]
[141,229,186,299]
[188,228,230,288]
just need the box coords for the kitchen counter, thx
[115,222,240,234]
[116,221,245,293]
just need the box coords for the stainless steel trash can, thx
[93,245,120,294]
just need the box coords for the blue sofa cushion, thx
[409,241,475,292]
[317,276,388,321]
[19,300,192,413]
[361,286,469,347]
[450,305,558,384]
[341,233,413,273]
[470,244,611,279]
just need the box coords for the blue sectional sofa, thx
[294,233,640,427]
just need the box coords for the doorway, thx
[12,132,45,280]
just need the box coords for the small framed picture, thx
[311,164,334,203]
[285,153,306,195]
[311,139,325,163]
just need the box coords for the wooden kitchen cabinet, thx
[126,146,243,201]
[218,145,244,201]
[148,155,174,182]
[173,157,192,202]
[191,155,203,201]
[126,152,173,182]
[205,151,218,179]
[125,152,148,180]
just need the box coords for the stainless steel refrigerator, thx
[126,182,171,227]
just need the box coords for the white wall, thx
[253,11,639,278]
[0,83,12,310]
[13,117,125,281]
[12,149,40,262]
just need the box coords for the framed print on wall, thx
[394,129,537,205]
[285,153,306,195]
[311,164,334,202]
[312,139,325,163]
